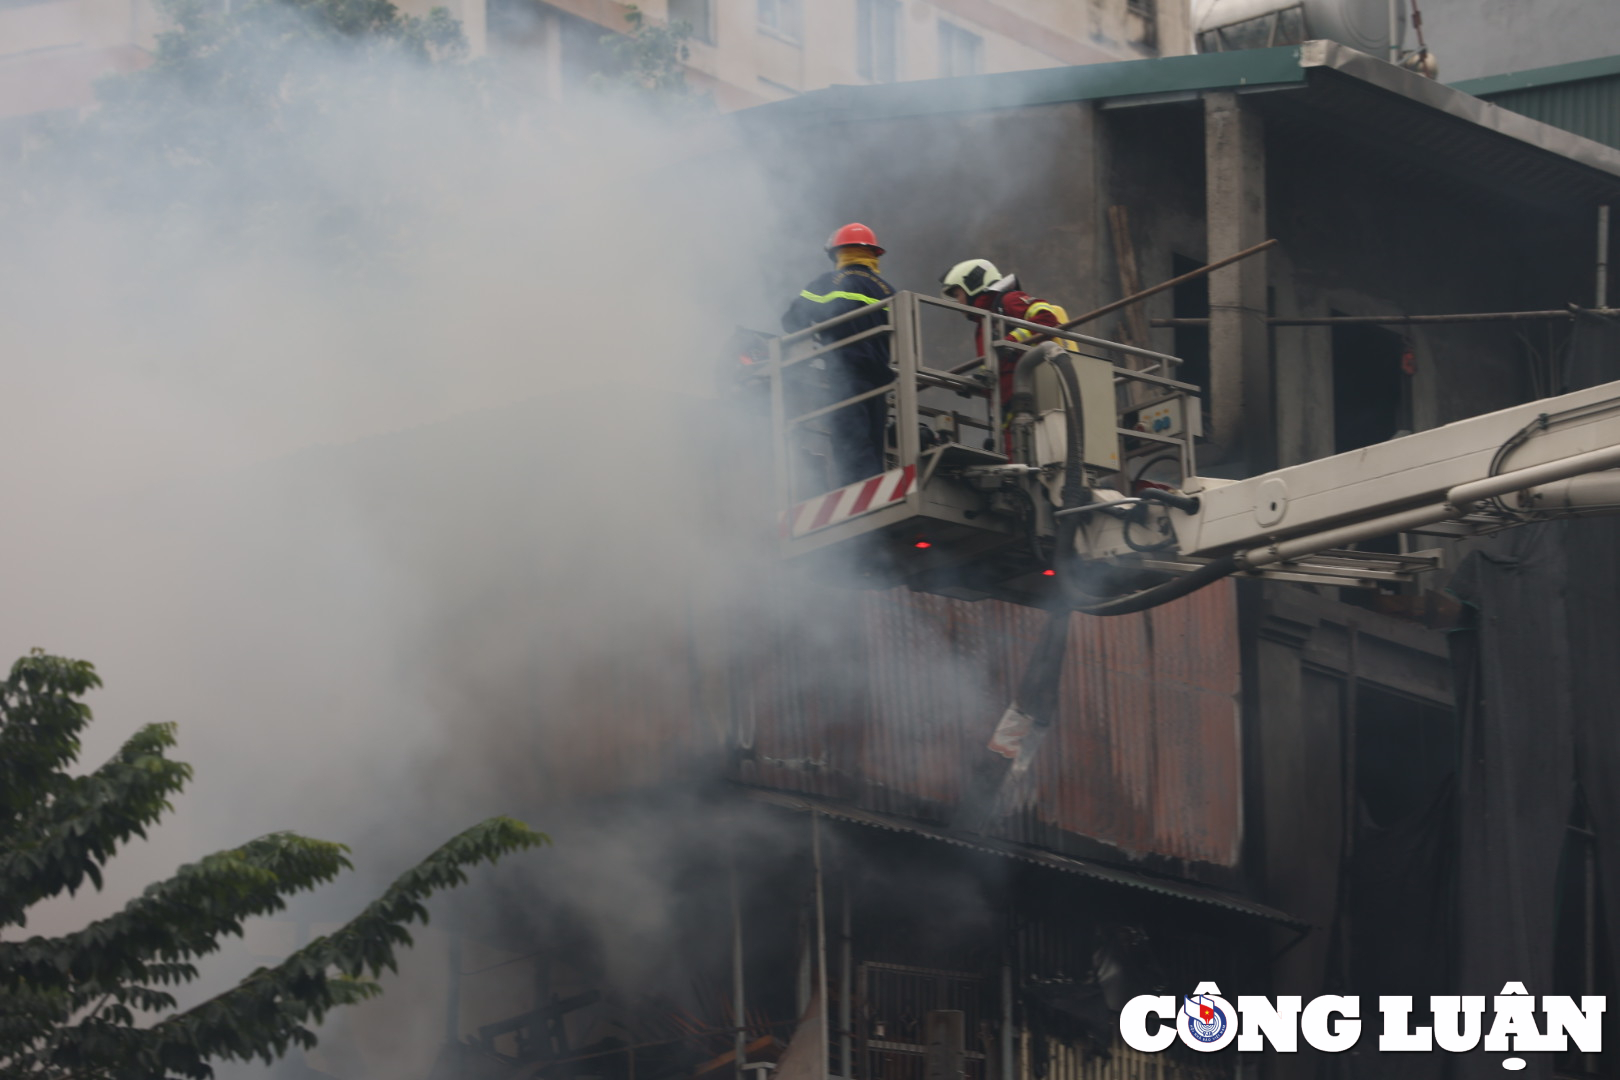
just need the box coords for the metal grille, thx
[1042,1043,1232,1080]
[859,963,990,1080]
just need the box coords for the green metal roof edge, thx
[737,45,1307,125]
[1451,54,1620,99]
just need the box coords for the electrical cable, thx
[1008,483,1049,566]
[1121,507,1178,554]
[1010,342,1238,614]
[1063,555,1241,617]
[1484,400,1620,520]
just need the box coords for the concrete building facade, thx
[0,0,156,121]
[486,0,1193,110]
[181,42,1618,1080]
[0,0,1194,123]
[721,40,1620,1079]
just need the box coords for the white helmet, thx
[941,258,1010,300]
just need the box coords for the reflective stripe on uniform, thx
[799,289,888,305]
[1020,301,1079,350]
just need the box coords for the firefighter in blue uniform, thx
[782,223,896,489]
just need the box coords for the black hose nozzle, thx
[1137,488,1201,514]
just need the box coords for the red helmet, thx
[825,222,885,257]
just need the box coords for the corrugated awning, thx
[739,40,1620,214]
[741,786,1309,930]
[1279,41,1620,211]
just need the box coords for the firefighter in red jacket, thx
[940,258,1075,452]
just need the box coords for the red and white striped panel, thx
[781,465,916,540]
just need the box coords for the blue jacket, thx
[781,264,896,388]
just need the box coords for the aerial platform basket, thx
[758,290,1202,605]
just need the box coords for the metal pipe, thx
[1517,470,1620,511]
[1237,501,1456,568]
[1237,443,1620,568]
[812,812,830,1080]
[786,382,893,429]
[769,336,791,513]
[778,323,893,369]
[938,300,1189,373]
[999,961,1014,1080]
[894,294,921,475]
[840,880,853,1080]
[446,934,462,1049]
[1598,205,1611,309]
[1449,444,1620,506]
[776,299,894,349]
[1153,309,1620,327]
[1586,832,1598,1075]
[1032,237,1279,340]
[731,842,746,1080]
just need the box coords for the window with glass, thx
[938,20,982,78]
[757,0,802,42]
[857,0,899,83]
[1127,0,1158,49]
[669,0,713,44]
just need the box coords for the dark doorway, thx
[1171,253,1211,401]
[1331,317,1408,454]
[1354,685,1456,830]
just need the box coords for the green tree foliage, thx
[593,5,709,112]
[0,650,548,1079]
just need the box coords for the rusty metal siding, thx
[531,575,1242,868]
[737,581,1242,867]
[1040,584,1241,865]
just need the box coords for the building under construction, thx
[240,34,1620,1080]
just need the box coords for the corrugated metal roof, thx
[743,786,1307,929]
[736,45,1309,126]
[731,581,1244,868]
[1297,41,1620,186]
[1451,55,1620,153]
[737,39,1620,209]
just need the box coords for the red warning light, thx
[1042,569,1056,576]
[914,541,932,549]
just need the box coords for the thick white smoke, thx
[0,6,1028,1075]
[0,6,805,1069]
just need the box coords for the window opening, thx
[670,0,713,44]
[1331,315,1409,454]
[758,0,802,42]
[857,0,900,83]
[938,21,982,78]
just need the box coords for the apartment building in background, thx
[484,0,1193,110]
[0,0,156,121]
[0,0,1192,123]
